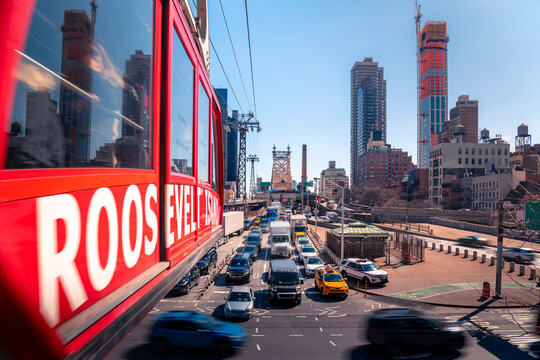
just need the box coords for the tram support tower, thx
[247,154,259,199]
[271,145,293,191]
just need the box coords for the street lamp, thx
[325,178,346,262]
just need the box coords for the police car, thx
[339,258,388,286]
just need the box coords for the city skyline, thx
[207,0,540,184]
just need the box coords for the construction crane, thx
[247,154,259,199]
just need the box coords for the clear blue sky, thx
[207,0,540,185]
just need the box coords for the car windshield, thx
[244,246,257,253]
[228,292,251,302]
[230,259,247,267]
[302,247,316,254]
[324,274,343,282]
[273,235,288,243]
[247,236,260,242]
[298,240,309,245]
[361,263,379,271]
[201,253,209,260]
[272,272,299,285]
[307,258,322,265]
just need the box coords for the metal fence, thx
[389,232,425,264]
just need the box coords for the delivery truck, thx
[270,221,291,258]
[222,211,244,244]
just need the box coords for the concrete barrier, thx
[464,249,468,258]
[509,262,515,273]
[529,269,536,281]
[519,265,525,276]
[472,251,477,261]
[440,244,444,252]
[455,247,460,256]
[432,242,436,250]
[490,256,496,266]
[481,254,486,263]
[447,245,452,254]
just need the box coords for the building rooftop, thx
[330,222,389,237]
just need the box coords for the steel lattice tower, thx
[247,154,259,199]
[271,145,293,190]
[224,112,260,201]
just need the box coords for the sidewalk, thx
[377,222,540,252]
[308,224,539,308]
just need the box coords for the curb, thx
[362,289,532,309]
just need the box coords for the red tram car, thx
[0,0,224,358]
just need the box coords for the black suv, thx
[225,254,252,283]
[172,266,200,295]
[366,308,466,354]
[237,245,259,262]
[196,248,218,275]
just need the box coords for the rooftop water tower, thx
[480,128,490,143]
[515,123,531,154]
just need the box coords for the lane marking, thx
[256,318,260,323]
[289,334,303,337]
[263,315,271,318]
[257,344,261,351]
[330,334,343,337]
[263,263,267,272]
[296,315,306,318]
[315,317,319,321]
[256,328,259,333]
[252,335,265,337]
[329,341,336,347]
[319,327,323,332]
[212,290,229,294]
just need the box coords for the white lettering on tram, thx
[86,188,118,291]
[121,185,143,269]
[144,184,158,255]
[37,194,87,328]
[166,184,174,248]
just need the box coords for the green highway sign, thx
[303,182,313,187]
[260,182,271,187]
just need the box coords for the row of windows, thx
[458,147,508,156]
[457,158,508,166]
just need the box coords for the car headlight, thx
[343,285,348,289]
[246,304,253,312]
[243,270,250,275]
[325,285,331,289]
[225,304,231,312]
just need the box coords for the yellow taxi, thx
[254,216,261,226]
[294,231,306,242]
[314,265,348,299]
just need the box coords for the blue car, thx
[149,311,247,355]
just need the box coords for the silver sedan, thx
[224,286,255,320]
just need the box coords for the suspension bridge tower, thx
[271,145,293,191]
[247,154,259,199]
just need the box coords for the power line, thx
[218,0,253,112]
[209,37,244,114]
[244,0,258,119]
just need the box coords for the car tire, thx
[296,296,302,305]
[186,284,190,294]
[320,287,324,297]
[151,338,171,354]
[341,270,348,279]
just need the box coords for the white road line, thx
[257,318,260,322]
[315,317,319,321]
[296,315,306,318]
[289,334,303,337]
[257,344,261,351]
[329,341,336,347]
[328,314,347,318]
[263,263,267,272]
[319,327,323,332]
[212,290,229,294]
[252,335,265,337]
[497,329,526,332]
[263,315,271,318]
[330,334,343,337]
[256,328,259,333]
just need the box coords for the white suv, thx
[339,258,388,285]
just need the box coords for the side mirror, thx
[300,279,304,284]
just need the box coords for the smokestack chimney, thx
[301,144,307,184]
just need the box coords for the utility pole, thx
[495,200,504,298]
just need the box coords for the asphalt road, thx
[106,230,540,360]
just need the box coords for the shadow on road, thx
[348,344,461,359]
[304,286,348,303]
[123,343,239,360]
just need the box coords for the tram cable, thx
[218,0,253,113]
[244,0,258,120]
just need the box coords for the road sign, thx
[525,201,540,231]
[260,182,271,187]
[303,182,313,187]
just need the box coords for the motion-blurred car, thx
[304,256,324,277]
[314,266,348,299]
[457,235,489,248]
[148,311,247,355]
[366,308,466,354]
[171,266,200,295]
[299,245,317,264]
[196,248,218,275]
[224,286,255,320]
[502,247,535,263]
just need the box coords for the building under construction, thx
[417,21,449,169]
